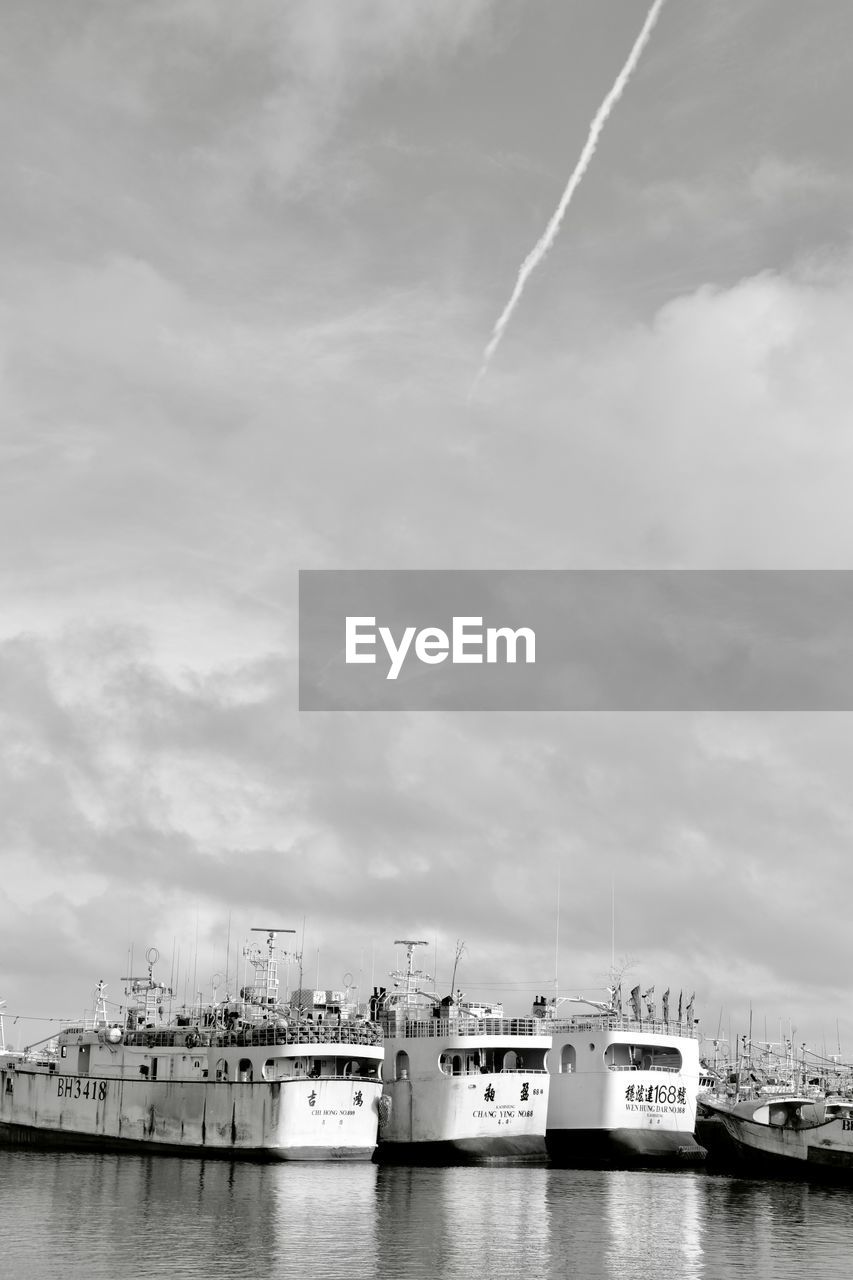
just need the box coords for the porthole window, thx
[561,1044,576,1074]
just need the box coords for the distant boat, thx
[534,993,705,1165]
[0,932,384,1160]
[702,1095,853,1177]
[372,940,551,1161]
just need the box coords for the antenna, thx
[449,940,465,1000]
[554,866,561,1001]
[393,940,430,983]
[251,927,296,946]
[611,875,615,972]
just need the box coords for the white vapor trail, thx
[471,0,667,395]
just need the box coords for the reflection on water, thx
[270,1162,379,1278]
[372,1164,551,1279]
[697,1176,853,1280]
[603,1170,703,1280]
[2,1152,853,1279]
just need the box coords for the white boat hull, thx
[380,1069,548,1158]
[378,1025,551,1160]
[545,1020,704,1164]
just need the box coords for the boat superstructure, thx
[536,991,705,1164]
[0,931,384,1160]
[373,940,551,1161]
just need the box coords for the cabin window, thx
[395,1050,410,1081]
[503,1050,524,1071]
[60,1046,67,1059]
[560,1044,576,1074]
[238,1059,254,1083]
[608,1044,683,1071]
[4,1077,12,1095]
[216,1059,229,1081]
[604,1043,634,1069]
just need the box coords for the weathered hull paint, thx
[0,1065,381,1160]
[0,1120,372,1161]
[714,1113,853,1180]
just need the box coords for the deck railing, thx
[545,1015,700,1038]
[381,1017,549,1040]
[214,1023,384,1049]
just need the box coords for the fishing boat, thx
[534,988,705,1164]
[702,1095,853,1177]
[0,931,384,1160]
[372,940,551,1161]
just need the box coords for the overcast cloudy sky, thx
[3,0,853,1062]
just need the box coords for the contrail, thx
[471,0,667,395]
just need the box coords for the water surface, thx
[1,1152,851,1279]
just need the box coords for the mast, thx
[391,940,431,1009]
[121,947,171,1030]
[244,927,296,1010]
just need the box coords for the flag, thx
[630,985,641,1020]
[614,984,622,1016]
[686,992,695,1026]
[642,986,655,1021]
[678,990,683,1022]
[662,988,670,1023]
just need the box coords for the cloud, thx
[5,1,853,1058]
[4,615,853,1048]
[3,0,497,249]
[464,249,853,569]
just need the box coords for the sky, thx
[3,0,853,1065]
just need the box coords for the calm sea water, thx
[2,1152,852,1280]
